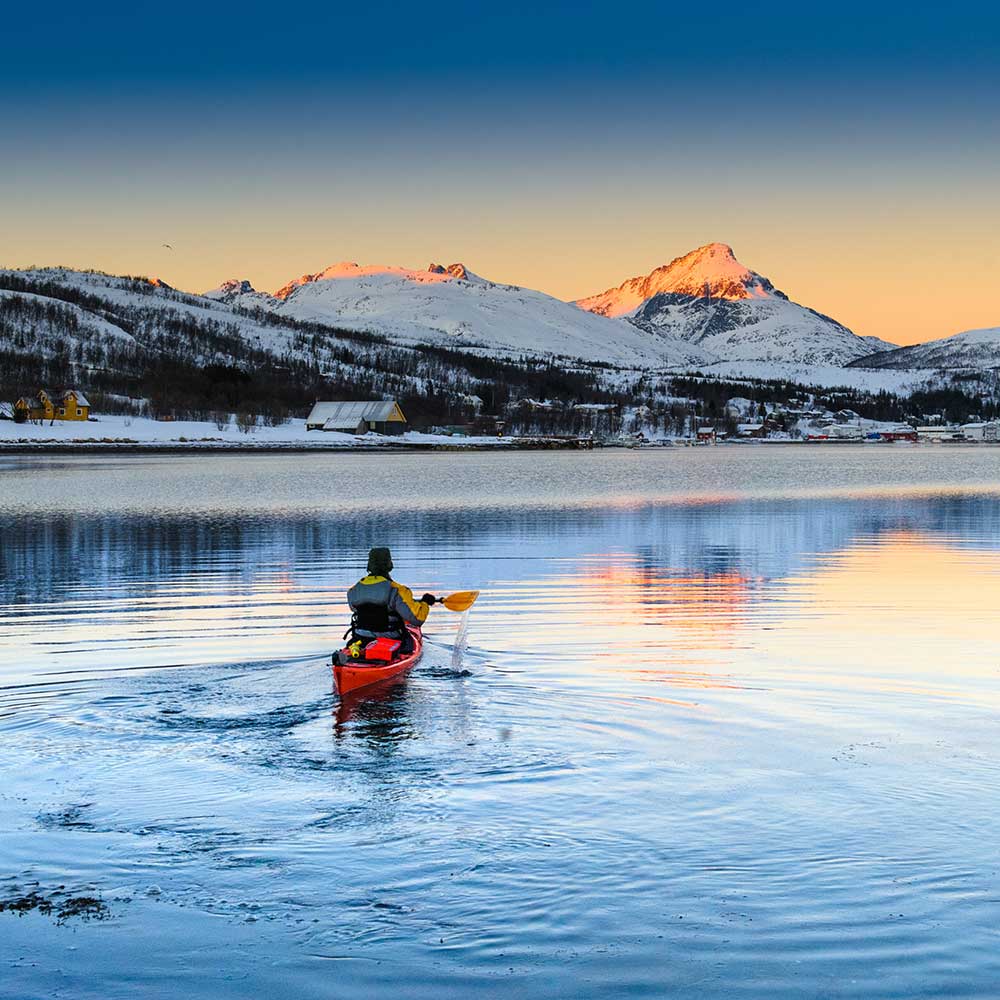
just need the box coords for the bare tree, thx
[235,409,257,434]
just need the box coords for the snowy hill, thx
[850,325,1000,370]
[576,243,896,366]
[0,267,584,424]
[0,267,312,364]
[206,262,715,368]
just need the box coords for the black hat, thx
[367,547,393,576]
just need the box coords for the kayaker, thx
[346,547,436,653]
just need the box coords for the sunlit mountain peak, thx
[270,261,483,300]
[428,262,473,280]
[576,242,781,318]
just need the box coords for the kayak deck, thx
[333,625,423,696]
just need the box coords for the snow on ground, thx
[690,361,940,394]
[0,415,513,448]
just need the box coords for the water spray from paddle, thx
[438,590,478,671]
[450,605,472,671]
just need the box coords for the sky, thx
[2,0,998,346]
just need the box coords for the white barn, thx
[960,422,999,441]
[305,400,408,435]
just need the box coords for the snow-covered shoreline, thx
[0,414,559,450]
[5,413,998,453]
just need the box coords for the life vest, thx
[346,574,429,639]
[347,576,400,638]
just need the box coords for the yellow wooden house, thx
[15,389,91,422]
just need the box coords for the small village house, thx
[736,422,767,439]
[828,423,864,441]
[14,389,90,422]
[696,426,717,443]
[960,422,999,441]
[305,400,408,435]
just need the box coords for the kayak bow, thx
[333,624,423,696]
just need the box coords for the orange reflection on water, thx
[573,561,755,634]
[508,530,1000,708]
[756,529,1000,700]
[507,558,759,691]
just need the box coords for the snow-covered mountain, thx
[576,243,897,366]
[850,325,1000,370]
[205,278,268,307]
[628,292,897,366]
[207,262,715,368]
[209,246,902,369]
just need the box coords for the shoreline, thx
[1,439,997,455]
[0,438,598,455]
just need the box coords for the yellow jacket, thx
[347,574,430,635]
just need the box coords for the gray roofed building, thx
[306,399,408,434]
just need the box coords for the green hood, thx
[367,547,393,577]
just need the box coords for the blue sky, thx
[3,1,999,343]
[7,2,998,91]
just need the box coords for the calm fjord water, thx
[2,448,1000,998]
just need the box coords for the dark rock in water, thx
[54,895,108,922]
[0,884,111,924]
[36,803,95,830]
[0,890,53,916]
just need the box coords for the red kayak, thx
[333,625,423,696]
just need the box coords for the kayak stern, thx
[333,625,423,696]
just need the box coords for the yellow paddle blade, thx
[440,590,479,612]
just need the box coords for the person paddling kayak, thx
[334,572,479,697]
[346,547,436,653]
